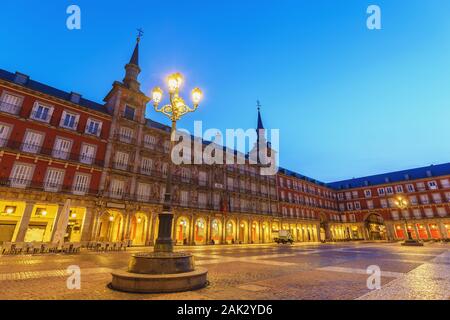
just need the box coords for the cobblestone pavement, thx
[0,242,448,300]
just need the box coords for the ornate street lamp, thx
[111,72,208,293]
[394,196,423,246]
[151,73,202,253]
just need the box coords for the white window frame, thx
[85,118,102,136]
[0,91,23,114]
[0,122,13,147]
[52,137,72,160]
[72,173,91,195]
[10,162,35,188]
[59,110,80,130]
[79,143,97,165]
[22,130,44,154]
[43,168,65,192]
[31,101,54,123]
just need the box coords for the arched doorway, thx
[225,220,236,244]
[239,220,248,244]
[365,213,386,240]
[194,218,206,245]
[97,211,123,242]
[130,213,148,246]
[319,213,329,242]
[210,219,221,244]
[251,221,259,243]
[175,217,189,245]
[261,222,270,243]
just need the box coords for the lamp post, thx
[394,196,423,246]
[151,73,202,253]
[110,72,208,293]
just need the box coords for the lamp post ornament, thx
[151,73,202,253]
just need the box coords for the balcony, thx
[0,101,21,115]
[114,133,136,144]
[0,178,98,196]
[30,110,52,123]
[112,162,133,172]
[0,139,104,167]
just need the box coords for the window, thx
[386,187,394,195]
[180,190,189,206]
[0,92,22,114]
[140,157,153,175]
[52,137,72,160]
[352,191,358,198]
[73,173,90,195]
[427,181,438,190]
[339,203,345,211]
[420,194,429,204]
[437,207,447,217]
[367,200,374,209]
[119,126,133,143]
[10,163,34,188]
[416,182,426,191]
[337,193,344,200]
[395,185,403,193]
[0,123,12,147]
[44,168,64,192]
[380,199,388,208]
[406,184,415,192]
[162,163,168,177]
[409,195,418,205]
[136,183,150,201]
[432,193,442,203]
[200,171,208,186]
[446,192,450,202]
[391,210,399,220]
[163,140,170,153]
[424,208,434,218]
[413,209,421,218]
[114,152,129,170]
[441,179,450,188]
[346,202,353,210]
[85,118,102,136]
[124,105,136,120]
[354,202,361,210]
[198,192,207,208]
[377,188,385,196]
[80,143,96,164]
[22,131,44,153]
[110,179,125,199]
[31,102,53,122]
[364,189,372,198]
[144,134,156,148]
[60,111,79,130]
[345,192,352,200]
[181,168,191,182]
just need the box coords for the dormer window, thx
[85,118,102,136]
[60,110,79,130]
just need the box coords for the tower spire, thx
[256,100,264,130]
[123,30,143,92]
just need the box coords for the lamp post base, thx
[401,239,424,246]
[110,252,208,293]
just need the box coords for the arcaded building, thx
[0,39,449,246]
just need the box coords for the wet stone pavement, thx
[0,242,448,300]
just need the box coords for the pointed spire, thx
[256,100,264,130]
[123,31,143,92]
[129,38,139,66]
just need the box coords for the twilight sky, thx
[1,0,450,182]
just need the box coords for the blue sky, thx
[1,0,450,182]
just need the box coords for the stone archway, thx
[194,217,207,245]
[364,212,386,240]
[175,216,190,245]
[319,212,330,241]
[210,219,222,245]
[97,211,123,242]
[225,219,236,244]
[238,220,249,244]
[130,213,148,246]
[261,222,270,243]
[251,221,259,244]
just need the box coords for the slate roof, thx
[326,163,450,190]
[0,69,108,114]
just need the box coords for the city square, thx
[0,242,449,300]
